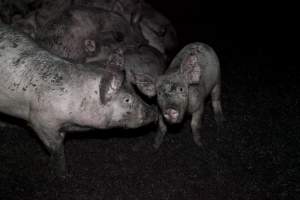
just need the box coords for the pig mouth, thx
[163,108,180,124]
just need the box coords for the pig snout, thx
[163,108,179,124]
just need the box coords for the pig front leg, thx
[153,114,167,149]
[190,103,204,147]
[30,118,66,177]
[211,82,225,129]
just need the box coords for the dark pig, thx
[0,25,157,175]
[137,42,224,148]
[138,2,178,57]
[72,0,178,58]
[34,6,146,63]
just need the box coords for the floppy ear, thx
[180,53,201,84]
[99,73,124,104]
[129,71,156,97]
[84,39,96,53]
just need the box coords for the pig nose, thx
[164,108,179,121]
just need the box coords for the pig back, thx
[168,42,220,91]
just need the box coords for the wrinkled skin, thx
[73,0,178,58]
[135,42,224,148]
[0,25,157,176]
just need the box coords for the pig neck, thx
[65,67,111,129]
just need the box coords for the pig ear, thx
[99,73,124,104]
[129,71,156,97]
[180,53,202,84]
[84,39,96,53]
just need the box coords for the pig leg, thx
[153,114,167,149]
[211,82,224,128]
[191,104,204,147]
[30,118,66,177]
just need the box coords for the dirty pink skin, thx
[0,25,157,175]
[133,42,224,148]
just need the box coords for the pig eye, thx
[177,87,184,92]
[123,95,132,104]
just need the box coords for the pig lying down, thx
[0,25,157,175]
[140,42,224,148]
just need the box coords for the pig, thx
[33,6,147,64]
[10,0,72,38]
[27,6,167,98]
[72,0,178,58]
[101,45,167,98]
[137,2,178,58]
[88,45,166,99]
[0,25,157,175]
[134,42,224,148]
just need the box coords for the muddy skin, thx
[0,25,157,177]
[153,42,224,148]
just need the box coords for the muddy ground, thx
[0,1,299,200]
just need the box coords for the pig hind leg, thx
[211,82,224,127]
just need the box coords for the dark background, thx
[1,1,299,199]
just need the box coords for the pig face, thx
[156,73,189,124]
[124,45,166,97]
[157,53,202,124]
[98,50,158,128]
[109,87,157,128]
[132,52,202,124]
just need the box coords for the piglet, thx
[136,42,224,148]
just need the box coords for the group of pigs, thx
[0,0,224,176]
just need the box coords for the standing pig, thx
[135,42,224,148]
[0,25,157,175]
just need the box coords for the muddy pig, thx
[135,42,224,148]
[73,0,178,59]
[34,6,146,63]
[0,25,157,175]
